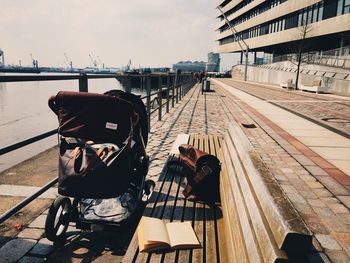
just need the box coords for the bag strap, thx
[72,147,108,175]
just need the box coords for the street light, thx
[217,6,249,81]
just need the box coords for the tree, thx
[289,20,313,90]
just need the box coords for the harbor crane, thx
[64,53,73,70]
[97,56,104,69]
[30,53,38,68]
[89,54,98,68]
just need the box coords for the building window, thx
[323,0,337,19]
[344,0,350,13]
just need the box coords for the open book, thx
[137,216,201,252]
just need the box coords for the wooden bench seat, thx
[123,134,228,263]
[123,123,312,262]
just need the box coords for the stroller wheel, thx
[45,196,72,242]
[142,180,155,202]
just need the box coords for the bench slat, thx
[226,122,312,255]
[215,136,248,263]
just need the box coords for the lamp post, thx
[217,6,249,81]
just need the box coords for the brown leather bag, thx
[178,144,221,203]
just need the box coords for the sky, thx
[0,0,238,70]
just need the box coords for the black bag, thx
[58,139,132,198]
[177,144,221,203]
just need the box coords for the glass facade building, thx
[215,0,350,54]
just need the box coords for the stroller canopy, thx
[49,91,137,145]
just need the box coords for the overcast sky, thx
[0,0,237,70]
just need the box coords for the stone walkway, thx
[1,80,350,262]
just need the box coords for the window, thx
[323,0,337,19]
[312,5,318,23]
[345,0,350,13]
[285,13,298,29]
[337,0,344,15]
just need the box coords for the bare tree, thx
[289,21,313,89]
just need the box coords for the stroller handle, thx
[48,95,58,115]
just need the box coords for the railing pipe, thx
[0,129,58,156]
[166,75,170,113]
[0,177,58,224]
[146,76,151,132]
[158,76,162,121]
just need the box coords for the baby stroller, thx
[45,90,153,242]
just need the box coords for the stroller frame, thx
[45,90,153,242]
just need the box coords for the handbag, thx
[58,138,131,198]
[177,144,221,203]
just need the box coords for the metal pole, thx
[217,6,249,81]
[146,76,151,132]
[158,76,162,121]
[79,73,88,92]
[172,75,176,108]
[166,75,170,113]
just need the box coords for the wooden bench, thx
[299,79,325,94]
[280,79,295,90]
[220,122,312,262]
[123,134,228,262]
[123,123,312,262]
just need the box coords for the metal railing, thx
[0,72,195,224]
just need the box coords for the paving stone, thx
[17,228,45,240]
[327,250,350,263]
[338,196,350,210]
[28,238,55,257]
[316,234,342,250]
[28,215,47,229]
[0,238,37,263]
[328,203,349,214]
[18,256,47,263]
[305,165,329,176]
[308,199,327,208]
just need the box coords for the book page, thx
[166,221,201,249]
[137,216,170,252]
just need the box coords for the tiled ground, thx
[1,80,350,262]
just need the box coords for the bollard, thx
[79,73,88,92]
[158,76,162,121]
[166,75,170,113]
[146,76,151,132]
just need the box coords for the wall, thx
[232,64,350,95]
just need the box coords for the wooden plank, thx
[215,135,248,263]
[170,134,190,155]
[176,135,196,262]
[205,135,219,263]
[225,131,286,262]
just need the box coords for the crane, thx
[30,53,38,68]
[64,53,73,70]
[97,56,104,69]
[89,54,98,68]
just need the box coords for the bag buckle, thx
[201,165,212,176]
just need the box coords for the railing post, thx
[172,75,176,108]
[176,75,179,104]
[79,73,88,92]
[158,76,162,121]
[146,76,151,132]
[166,75,170,113]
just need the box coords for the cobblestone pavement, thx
[2,81,350,262]
[218,78,350,136]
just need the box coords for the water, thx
[0,73,143,172]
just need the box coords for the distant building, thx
[206,52,220,72]
[173,61,206,72]
[215,0,350,60]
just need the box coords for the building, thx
[172,61,206,72]
[214,0,350,59]
[206,52,221,72]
